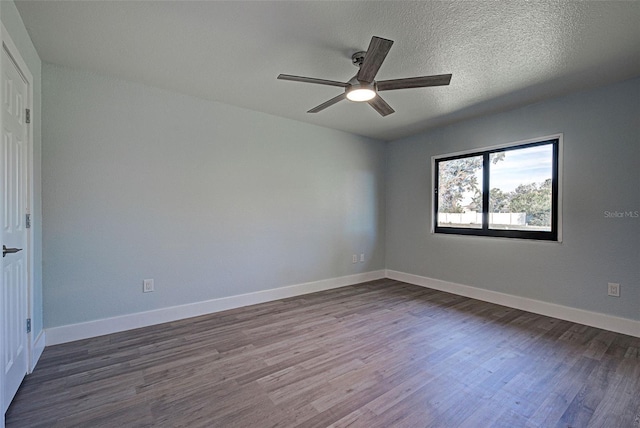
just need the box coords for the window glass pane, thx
[437,155,483,228]
[489,144,553,231]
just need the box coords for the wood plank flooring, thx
[6,279,640,427]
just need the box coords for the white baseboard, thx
[46,270,386,346]
[29,330,46,373]
[386,269,640,338]
[43,268,639,346]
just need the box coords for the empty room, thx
[1,1,639,427]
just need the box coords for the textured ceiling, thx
[14,1,640,141]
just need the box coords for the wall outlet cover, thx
[607,283,620,297]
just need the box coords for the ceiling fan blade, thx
[368,95,395,117]
[278,74,348,88]
[377,74,452,91]
[357,36,394,83]
[308,93,347,113]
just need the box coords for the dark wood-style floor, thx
[7,279,640,427]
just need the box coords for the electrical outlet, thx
[352,254,358,264]
[360,253,365,262]
[607,282,620,297]
[143,279,154,293]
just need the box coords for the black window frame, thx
[433,137,560,241]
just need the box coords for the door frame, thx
[1,22,35,419]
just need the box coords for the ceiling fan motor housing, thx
[352,51,367,68]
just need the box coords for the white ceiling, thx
[14,1,640,141]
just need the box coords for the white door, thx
[1,44,29,414]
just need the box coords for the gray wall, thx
[1,1,44,338]
[42,64,386,328]
[32,33,640,330]
[386,77,640,321]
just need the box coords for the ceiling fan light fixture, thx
[346,84,376,102]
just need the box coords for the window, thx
[433,136,561,241]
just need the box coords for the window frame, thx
[432,134,562,242]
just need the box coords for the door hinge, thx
[26,108,31,124]
[27,318,31,333]
[26,214,31,229]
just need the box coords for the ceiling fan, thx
[278,36,452,117]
